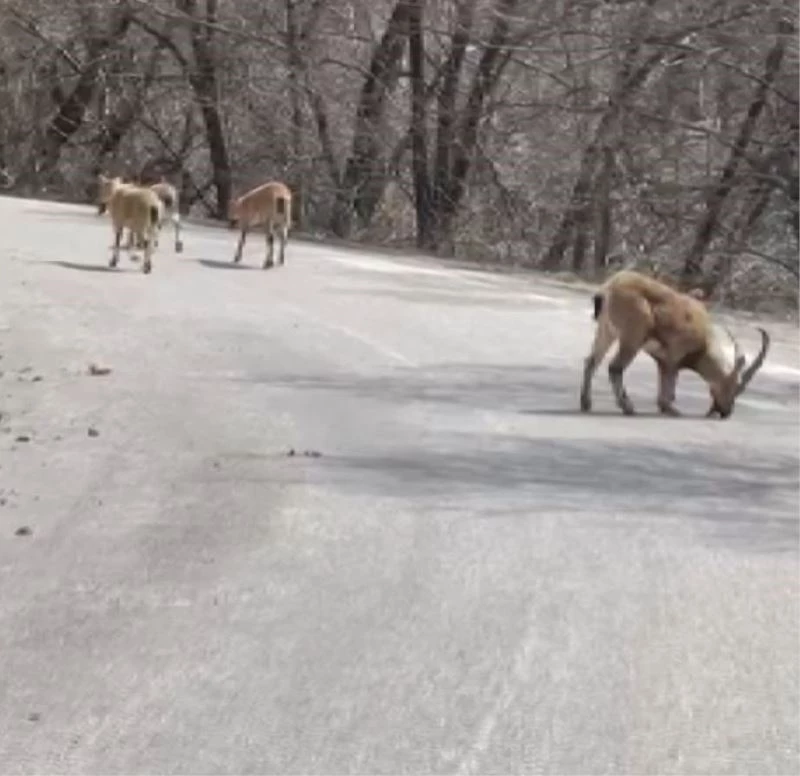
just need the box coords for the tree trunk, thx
[541,0,661,271]
[285,0,306,229]
[92,38,167,185]
[28,4,132,183]
[429,0,517,254]
[591,146,615,276]
[330,1,412,237]
[406,0,434,249]
[429,0,476,249]
[680,18,793,286]
[178,0,231,219]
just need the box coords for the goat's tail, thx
[592,292,604,320]
[149,205,160,226]
[275,196,288,218]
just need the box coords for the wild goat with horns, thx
[579,270,770,418]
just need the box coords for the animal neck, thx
[692,349,731,390]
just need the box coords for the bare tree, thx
[0,0,795,310]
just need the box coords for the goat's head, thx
[705,327,771,418]
[96,174,124,212]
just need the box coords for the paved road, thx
[1,195,798,775]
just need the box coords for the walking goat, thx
[97,174,183,253]
[227,181,292,269]
[98,175,163,274]
[148,178,183,253]
[579,270,770,418]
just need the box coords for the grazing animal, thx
[579,269,770,418]
[97,174,183,253]
[101,176,163,274]
[227,181,292,269]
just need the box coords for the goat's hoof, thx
[579,396,591,412]
[620,403,636,416]
[142,261,152,275]
[175,241,184,253]
[109,257,118,268]
[263,261,274,270]
[658,403,681,417]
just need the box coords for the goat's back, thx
[602,270,711,354]
[233,181,292,227]
[109,186,162,229]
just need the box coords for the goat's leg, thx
[278,224,288,265]
[655,360,681,416]
[263,223,275,269]
[109,226,123,268]
[173,211,184,253]
[233,226,248,263]
[607,335,647,416]
[142,232,153,274]
[580,320,616,412]
[129,230,144,261]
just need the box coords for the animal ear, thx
[687,288,706,301]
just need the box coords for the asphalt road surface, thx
[1,195,798,775]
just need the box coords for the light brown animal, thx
[99,175,163,274]
[579,269,770,419]
[98,175,183,253]
[227,181,292,269]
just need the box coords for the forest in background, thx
[0,0,797,311]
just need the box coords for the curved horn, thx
[735,327,770,397]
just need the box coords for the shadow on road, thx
[23,206,98,220]
[329,282,549,310]
[322,435,799,554]
[228,362,798,553]
[43,259,128,273]
[519,407,676,418]
[247,361,797,418]
[196,258,258,271]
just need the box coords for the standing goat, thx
[579,270,770,418]
[99,176,163,274]
[97,174,183,253]
[228,181,292,269]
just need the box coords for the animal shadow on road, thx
[43,259,129,274]
[518,407,700,419]
[196,258,257,270]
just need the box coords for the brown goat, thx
[98,174,183,253]
[101,176,163,274]
[579,270,770,418]
[227,181,292,269]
